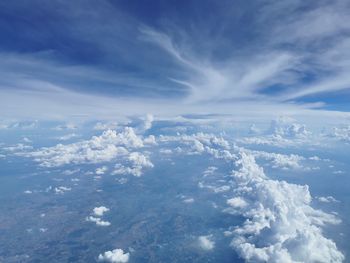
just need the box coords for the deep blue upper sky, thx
[1,0,350,119]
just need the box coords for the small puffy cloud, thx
[87,206,111,226]
[54,186,71,194]
[129,152,153,168]
[226,197,248,209]
[93,206,110,217]
[56,133,78,141]
[183,198,194,203]
[22,137,32,143]
[143,135,157,145]
[317,196,339,203]
[112,152,154,177]
[142,114,154,131]
[198,235,215,251]
[96,166,108,175]
[98,248,129,263]
[159,148,172,154]
[86,216,111,226]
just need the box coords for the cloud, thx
[112,152,153,177]
[198,235,215,251]
[227,152,344,263]
[23,127,145,167]
[53,123,78,130]
[93,206,110,217]
[1,1,350,122]
[98,248,129,263]
[96,166,108,175]
[86,216,111,227]
[328,125,350,142]
[56,133,79,141]
[226,197,248,209]
[243,148,305,170]
[54,186,71,194]
[317,196,340,203]
[86,206,111,226]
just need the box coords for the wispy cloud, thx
[1,0,350,120]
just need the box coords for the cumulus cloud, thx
[239,118,314,148]
[98,248,129,263]
[86,206,111,226]
[317,196,340,203]
[227,152,344,263]
[140,114,154,132]
[23,127,145,167]
[94,122,119,131]
[113,152,153,177]
[198,235,215,251]
[241,148,305,170]
[96,166,108,175]
[328,125,350,142]
[93,206,110,217]
[159,132,232,158]
[226,197,248,209]
[269,117,311,138]
[86,216,111,227]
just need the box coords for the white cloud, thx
[93,206,110,217]
[128,152,153,168]
[198,235,215,251]
[22,137,32,143]
[227,152,344,263]
[4,143,33,152]
[54,186,71,194]
[226,197,248,209]
[53,123,77,130]
[96,166,108,175]
[138,113,154,132]
[86,216,111,227]
[98,248,129,263]
[245,149,305,170]
[238,118,314,148]
[23,127,146,167]
[143,135,157,145]
[329,125,350,142]
[183,198,194,204]
[56,133,78,141]
[94,122,119,131]
[112,152,154,177]
[317,196,340,203]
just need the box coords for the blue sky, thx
[1,0,350,120]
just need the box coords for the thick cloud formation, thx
[22,127,154,176]
[227,152,344,263]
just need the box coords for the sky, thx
[1,0,350,121]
